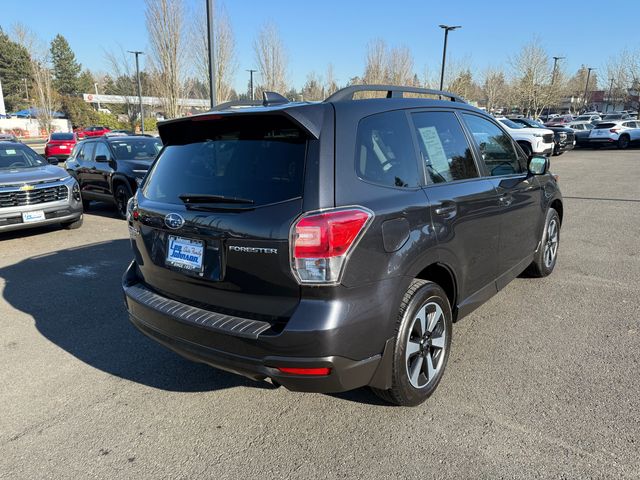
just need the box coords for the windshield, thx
[109,138,162,160]
[0,144,47,170]
[143,120,307,207]
[499,119,523,129]
[603,114,622,120]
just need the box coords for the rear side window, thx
[143,116,307,207]
[462,114,525,176]
[411,111,478,183]
[355,110,420,188]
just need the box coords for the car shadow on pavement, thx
[0,239,274,393]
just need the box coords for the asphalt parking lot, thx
[1,149,639,479]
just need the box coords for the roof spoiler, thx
[325,85,466,103]
[214,91,290,111]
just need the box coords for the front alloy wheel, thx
[543,218,559,269]
[114,184,132,220]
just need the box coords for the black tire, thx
[526,208,560,277]
[617,135,630,150]
[371,280,453,406]
[61,215,83,230]
[114,183,133,220]
[519,142,532,157]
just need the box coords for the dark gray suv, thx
[122,86,563,406]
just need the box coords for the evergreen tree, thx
[77,69,95,94]
[50,34,81,95]
[0,28,32,111]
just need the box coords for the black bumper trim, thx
[125,283,271,340]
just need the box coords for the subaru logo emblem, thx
[164,213,185,230]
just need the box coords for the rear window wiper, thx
[178,193,254,205]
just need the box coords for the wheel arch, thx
[111,174,136,194]
[550,198,563,225]
[414,262,458,320]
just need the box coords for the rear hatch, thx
[590,123,616,138]
[130,111,323,321]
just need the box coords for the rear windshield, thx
[143,116,307,207]
[109,138,162,160]
[603,114,622,120]
[51,133,74,140]
[595,123,616,129]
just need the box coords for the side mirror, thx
[47,157,59,165]
[95,154,109,163]
[528,155,549,175]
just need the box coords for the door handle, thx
[434,204,457,216]
[498,194,513,206]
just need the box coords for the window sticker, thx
[418,127,448,172]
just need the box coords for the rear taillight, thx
[290,207,373,285]
[610,128,619,133]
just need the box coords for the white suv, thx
[497,118,555,156]
[589,120,640,149]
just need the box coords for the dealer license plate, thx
[166,235,204,272]
[22,210,45,223]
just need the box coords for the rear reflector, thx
[290,207,373,285]
[277,367,331,376]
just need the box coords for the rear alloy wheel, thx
[114,183,133,220]
[617,135,630,149]
[371,280,452,406]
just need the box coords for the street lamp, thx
[582,67,595,111]
[607,77,614,113]
[547,56,564,118]
[438,24,461,92]
[247,69,257,101]
[128,50,144,134]
[94,82,101,111]
[206,0,217,109]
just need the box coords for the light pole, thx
[438,24,461,92]
[607,77,614,113]
[582,67,595,111]
[206,0,217,109]
[128,50,144,134]
[94,82,101,110]
[547,56,564,118]
[23,78,29,103]
[247,69,257,100]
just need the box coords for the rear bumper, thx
[123,262,404,392]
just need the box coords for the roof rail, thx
[324,85,466,103]
[214,91,290,111]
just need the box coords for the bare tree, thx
[301,71,324,101]
[509,39,553,117]
[386,45,414,86]
[193,1,237,104]
[253,23,288,95]
[324,63,338,97]
[104,48,140,127]
[482,67,507,113]
[145,0,186,119]
[12,23,59,134]
[363,38,388,85]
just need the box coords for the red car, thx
[44,132,78,161]
[80,125,111,137]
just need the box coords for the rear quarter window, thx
[355,110,420,188]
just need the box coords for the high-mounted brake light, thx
[290,207,373,285]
